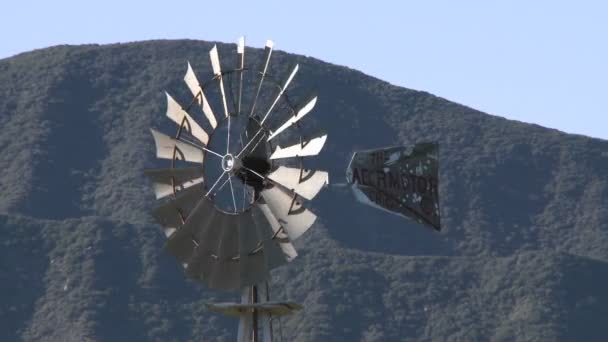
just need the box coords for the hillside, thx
[1,40,607,341]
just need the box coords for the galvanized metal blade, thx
[267,96,317,141]
[249,40,274,117]
[165,92,209,145]
[237,36,245,115]
[184,62,218,129]
[252,203,294,270]
[151,185,203,233]
[208,215,240,289]
[260,64,299,125]
[184,204,223,284]
[238,211,270,287]
[260,185,316,241]
[164,196,215,263]
[267,166,328,200]
[150,128,204,163]
[209,45,230,119]
[144,166,204,199]
[269,133,327,160]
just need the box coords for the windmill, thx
[145,37,328,342]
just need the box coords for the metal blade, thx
[260,185,316,241]
[260,64,299,125]
[164,196,214,263]
[151,185,203,231]
[144,166,204,199]
[209,45,230,118]
[165,92,209,145]
[267,96,317,141]
[255,202,298,262]
[182,200,223,283]
[209,215,240,289]
[237,36,245,115]
[268,166,328,200]
[184,62,218,129]
[249,40,274,117]
[150,129,204,163]
[269,133,327,160]
[238,211,269,286]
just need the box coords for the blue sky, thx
[2,1,606,139]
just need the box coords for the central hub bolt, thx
[222,154,236,172]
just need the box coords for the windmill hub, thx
[221,153,239,173]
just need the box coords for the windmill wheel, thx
[144,38,328,290]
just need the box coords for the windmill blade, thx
[268,166,328,200]
[151,185,203,235]
[270,133,327,160]
[144,166,204,199]
[184,62,218,129]
[260,64,299,125]
[209,215,241,289]
[180,199,224,283]
[165,92,209,145]
[253,202,296,268]
[238,211,270,286]
[182,210,273,289]
[260,185,316,241]
[267,96,317,141]
[164,222,198,264]
[150,129,204,163]
[249,40,274,117]
[164,196,215,263]
[210,45,230,118]
[236,36,245,115]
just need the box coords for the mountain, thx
[1,40,607,341]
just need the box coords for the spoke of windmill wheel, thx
[202,146,224,159]
[238,64,298,158]
[228,176,237,213]
[216,174,232,193]
[237,36,245,115]
[249,40,274,117]
[227,113,231,154]
[246,129,268,157]
[240,165,266,182]
[177,136,223,159]
[206,171,227,197]
[240,164,290,196]
[260,64,299,126]
[235,128,265,159]
[268,96,318,141]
